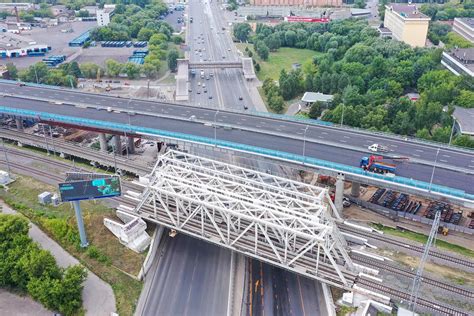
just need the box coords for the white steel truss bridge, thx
[121,150,358,289]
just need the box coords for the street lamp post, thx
[340,104,345,127]
[302,125,309,163]
[428,148,440,192]
[448,117,456,146]
[214,110,219,146]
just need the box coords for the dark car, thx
[243,105,248,110]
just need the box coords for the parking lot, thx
[1,21,96,69]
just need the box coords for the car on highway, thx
[208,95,213,99]
[197,90,201,94]
[238,96,243,100]
[222,56,226,59]
[204,89,207,93]
[243,105,248,110]
[368,143,388,152]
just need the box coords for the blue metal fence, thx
[1,105,473,201]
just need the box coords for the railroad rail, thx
[357,277,470,316]
[351,254,474,298]
[340,226,474,268]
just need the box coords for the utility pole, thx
[302,125,309,163]
[1,138,11,176]
[448,117,456,146]
[428,148,440,192]
[214,110,219,145]
[408,210,441,313]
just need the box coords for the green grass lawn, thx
[237,44,321,81]
[0,176,144,316]
[372,223,474,259]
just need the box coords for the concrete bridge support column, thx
[127,137,135,154]
[114,135,121,155]
[335,174,345,212]
[351,182,361,198]
[15,118,23,131]
[99,133,108,153]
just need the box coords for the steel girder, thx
[124,150,356,288]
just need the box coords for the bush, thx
[0,214,87,315]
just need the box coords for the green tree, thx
[6,62,18,80]
[137,28,155,41]
[308,101,324,119]
[167,49,179,72]
[149,33,168,46]
[105,59,123,77]
[123,62,141,79]
[233,23,251,42]
[454,90,474,108]
[453,135,474,148]
[268,95,284,113]
[80,63,102,79]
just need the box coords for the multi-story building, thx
[248,0,342,7]
[442,48,474,78]
[452,18,474,44]
[96,5,115,27]
[383,3,430,47]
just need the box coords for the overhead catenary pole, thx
[428,148,440,192]
[1,138,11,176]
[214,110,219,146]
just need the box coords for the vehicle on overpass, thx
[368,143,388,153]
[360,155,396,175]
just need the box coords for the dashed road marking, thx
[340,140,347,143]
[413,154,420,157]
[390,144,398,147]
[416,149,423,152]
[322,132,328,135]
[439,159,448,163]
[343,136,350,139]
[442,154,450,158]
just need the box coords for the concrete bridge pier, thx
[335,174,345,212]
[99,133,108,153]
[114,135,121,155]
[351,182,361,198]
[15,118,23,131]
[127,137,135,154]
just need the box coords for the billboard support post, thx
[72,200,89,248]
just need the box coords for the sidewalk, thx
[0,201,117,316]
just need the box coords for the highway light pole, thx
[428,148,440,192]
[340,104,345,127]
[448,118,456,146]
[302,125,309,163]
[214,110,219,146]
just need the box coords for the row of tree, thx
[0,214,87,315]
[420,1,474,21]
[89,1,172,41]
[427,22,473,48]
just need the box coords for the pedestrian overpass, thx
[175,58,256,101]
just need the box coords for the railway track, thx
[340,225,474,268]
[351,254,474,298]
[357,277,470,316]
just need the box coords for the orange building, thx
[249,0,342,7]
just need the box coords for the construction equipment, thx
[360,155,396,174]
[438,226,449,236]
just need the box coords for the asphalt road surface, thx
[141,234,231,316]
[1,89,473,195]
[247,259,324,316]
[187,0,253,111]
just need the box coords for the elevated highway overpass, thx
[0,81,473,207]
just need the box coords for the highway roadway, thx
[141,234,231,316]
[1,84,473,196]
[248,259,325,316]
[187,0,254,111]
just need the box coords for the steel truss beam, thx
[123,150,356,288]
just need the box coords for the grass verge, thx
[0,176,145,316]
[372,223,474,259]
[236,43,321,81]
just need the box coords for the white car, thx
[368,143,388,152]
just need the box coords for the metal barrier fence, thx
[398,212,474,235]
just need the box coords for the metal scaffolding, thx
[122,150,356,288]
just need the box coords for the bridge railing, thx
[1,79,473,153]
[2,105,473,202]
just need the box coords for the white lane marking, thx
[390,144,398,147]
[442,155,450,158]
[322,132,328,135]
[415,149,424,152]
[276,128,282,131]
[413,154,420,157]
[439,159,448,163]
[241,118,247,121]
[340,140,347,143]
[318,136,325,139]
[296,132,303,135]
[343,136,350,139]
[468,165,474,168]
[260,121,266,124]
[256,125,262,128]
